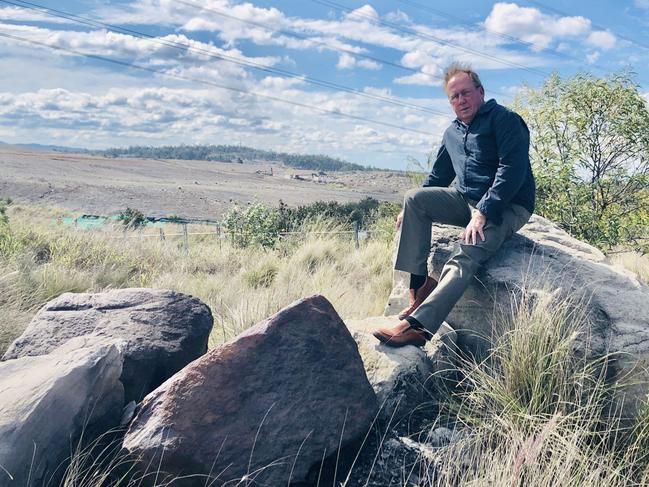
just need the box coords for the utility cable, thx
[524,0,649,52]
[396,0,614,75]
[0,31,441,136]
[174,0,511,99]
[173,0,420,76]
[308,0,550,78]
[1,0,448,116]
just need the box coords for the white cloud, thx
[336,53,380,70]
[337,52,356,69]
[0,7,75,24]
[484,2,591,50]
[385,10,411,24]
[586,30,617,50]
[92,0,551,88]
[0,80,447,167]
[0,22,283,86]
[394,72,439,86]
[635,0,649,10]
[586,51,600,64]
[344,5,379,23]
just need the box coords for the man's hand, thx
[396,210,404,230]
[462,210,486,245]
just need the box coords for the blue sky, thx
[1,0,648,169]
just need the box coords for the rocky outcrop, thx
[385,215,649,411]
[346,316,457,421]
[0,338,123,486]
[122,295,377,486]
[3,288,213,402]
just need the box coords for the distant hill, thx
[0,142,87,153]
[96,144,369,172]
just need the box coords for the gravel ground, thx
[0,146,412,219]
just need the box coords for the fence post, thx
[182,224,189,255]
[353,221,360,249]
[159,227,165,241]
[216,224,222,250]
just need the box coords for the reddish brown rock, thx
[122,295,377,486]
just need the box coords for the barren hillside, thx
[0,146,412,219]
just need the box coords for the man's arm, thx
[423,144,455,188]
[475,110,530,225]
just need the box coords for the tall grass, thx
[4,204,649,486]
[411,286,649,487]
[0,204,394,353]
[610,251,649,285]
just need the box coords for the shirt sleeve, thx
[422,143,455,188]
[476,110,530,224]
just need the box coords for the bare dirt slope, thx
[0,146,412,219]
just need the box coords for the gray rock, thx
[2,288,213,402]
[0,338,123,486]
[346,316,457,421]
[384,215,649,411]
[122,295,377,486]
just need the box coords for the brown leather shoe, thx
[398,276,438,320]
[372,320,431,348]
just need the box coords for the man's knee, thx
[403,187,424,206]
[403,186,445,210]
[446,238,498,276]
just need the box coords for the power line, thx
[0,31,440,136]
[2,0,447,116]
[173,0,420,76]
[396,0,614,75]
[308,0,550,78]
[523,0,649,52]
[174,0,516,100]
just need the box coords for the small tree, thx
[515,72,649,251]
[119,207,147,229]
[223,202,281,248]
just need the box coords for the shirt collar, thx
[454,98,497,127]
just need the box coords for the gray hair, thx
[443,63,483,92]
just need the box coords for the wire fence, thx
[94,221,390,254]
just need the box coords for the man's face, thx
[446,73,485,124]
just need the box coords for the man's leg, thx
[395,187,471,276]
[375,203,531,347]
[394,187,471,320]
[409,203,532,335]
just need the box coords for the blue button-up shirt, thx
[423,99,535,224]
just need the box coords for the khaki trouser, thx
[395,187,531,334]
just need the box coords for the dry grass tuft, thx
[0,204,394,353]
[609,251,649,284]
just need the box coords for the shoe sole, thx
[372,330,426,348]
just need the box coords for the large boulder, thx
[2,288,213,402]
[346,316,457,421]
[122,295,377,486]
[0,338,123,486]
[385,215,649,410]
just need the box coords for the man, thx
[373,63,535,347]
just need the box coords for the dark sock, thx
[409,273,426,290]
[404,315,425,330]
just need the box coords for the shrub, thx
[119,207,147,229]
[243,261,279,288]
[0,198,10,226]
[223,202,281,248]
